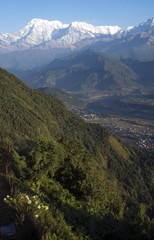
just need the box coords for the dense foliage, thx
[0,68,153,239]
[1,137,154,240]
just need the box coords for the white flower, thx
[35,214,39,218]
[37,205,41,209]
[25,195,29,200]
[35,201,38,204]
[32,196,36,199]
[28,200,32,204]
[45,206,49,210]
[6,195,10,198]
[4,198,6,201]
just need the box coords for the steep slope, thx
[0,68,153,239]
[38,87,85,110]
[0,67,153,201]
[0,66,118,154]
[21,50,139,92]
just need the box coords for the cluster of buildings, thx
[70,108,154,154]
[111,126,154,153]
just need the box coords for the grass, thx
[109,135,130,161]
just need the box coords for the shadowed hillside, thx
[21,50,139,92]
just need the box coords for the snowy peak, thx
[69,21,121,35]
[0,17,153,52]
[27,18,68,29]
[126,26,134,31]
[0,18,121,50]
[125,17,154,34]
[139,17,154,28]
[0,18,69,46]
[19,18,69,46]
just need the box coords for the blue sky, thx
[0,0,154,33]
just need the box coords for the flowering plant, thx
[4,193,49,224]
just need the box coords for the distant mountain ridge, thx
[0,18,121,52]
[20,50,140,92]
[0,17,154,70]
[0,17,153,52]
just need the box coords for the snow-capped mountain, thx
[0,17,153,53]
[119,17,154,36]
[0,17,153,70]
[0,19,69,49]
[127,17,154,33]
[0,18,121,51]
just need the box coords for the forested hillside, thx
[37,87,85,110]
[20,50,139,92]
[0,68,153,240]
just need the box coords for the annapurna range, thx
[0,17,153,52]
[0,17,154,70]
[0,18,121,51]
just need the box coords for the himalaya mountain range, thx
[0,17,154,70]
[0,18,121,50]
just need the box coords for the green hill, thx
[21,50,139,93]
[0,68,153,240]
[37,87,85,110]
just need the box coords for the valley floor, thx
[70,107,154,155]
[85,114,154,154]
[69,91,154,155]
